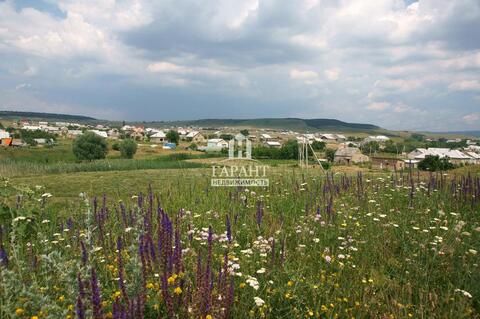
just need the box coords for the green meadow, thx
[0,143,479,319]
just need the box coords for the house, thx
[319,133,337,141]
[207,139,229,151]
[0,137,12,147]
[0,130,10,139]
[363,135,390,144]
[45,126,61,133]
[264,141,282,148]
[408,148,473,165]
[464,152,480,164]
[121,125,133,132]
[370,156,405,171]
[90,130,108,138]
[150,131,167,143]
[67,130,83,138]
[108,129,120,139]
[334,147,369,164]
[186,131,205,143]
[404,159,420,169]
[260,134,273,141]
[22,125,41,131]
[11,139,25,147]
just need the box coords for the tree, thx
[325,149,335,162]
[166,130,179,144]
[220,134,234,141]
[112,142,120,151]
[418,155,454,171]
[311,141,326,151]
[240,129,249,136]
[72,132,108,161]
[361,141,380,155]
[119,139,137,159]
[410,133,425,142]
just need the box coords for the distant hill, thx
[165,118,381,132]
[0,111,383,133]
[435,131,480,138]
[0,111,97,122]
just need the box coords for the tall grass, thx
[0,154,207,177]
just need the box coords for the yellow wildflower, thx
[15,308,25,316]
[174,287,182,295]
[31,316,39,319]
[58,295,65,302]
[146,283,154,289]
[287,280,294,286]
[206,315,213,319]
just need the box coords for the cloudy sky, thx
[1,0,479,131]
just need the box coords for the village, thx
[1,118,479,171]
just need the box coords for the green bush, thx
[418,155,455,171]
[72,132,108,161]
[112,142,120,151]
[119,139,138,159]
[325,149,335,162]
[166,130,180,144]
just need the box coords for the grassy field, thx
[0,143,479,318]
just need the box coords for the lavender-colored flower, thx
[226,215,232,242]
[80,240,88,266]
[90,268,103,319]
[0,245,8,267]
[76,273,85,319]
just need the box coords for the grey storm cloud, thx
[0,0,479,131]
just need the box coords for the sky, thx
[0,0,479,131]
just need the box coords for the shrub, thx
[119,139,138,159]
[325,149,335,162]
[311,141,326,151]
[72,132,108,161]
[418,155,454,171]
[166,130,180,144]
[188,143,198,150]
[112,142,120,151]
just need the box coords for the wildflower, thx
[455,289,473,298]
[15,308,25,316]
[239,283,246,288]
[254,297,265,307]
[167,274,177,285]
[287,280,294,286]
[325,255,332,263]
[205,315,213,319]
[256,267,266,274]
[31,316,39,319]
[468,249,477,255]
[174,287,182,295]
[58,295,65,302]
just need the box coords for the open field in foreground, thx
[0,167,479,318]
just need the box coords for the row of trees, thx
[73,132,138,161]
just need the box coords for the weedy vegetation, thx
[0,167,479,318]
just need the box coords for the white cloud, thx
[290,68,318,80]
[463,113,480,124]
[367,102,390,111]
[449,80,480,92]
[324,68,341,81]
[147,62,192,74]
